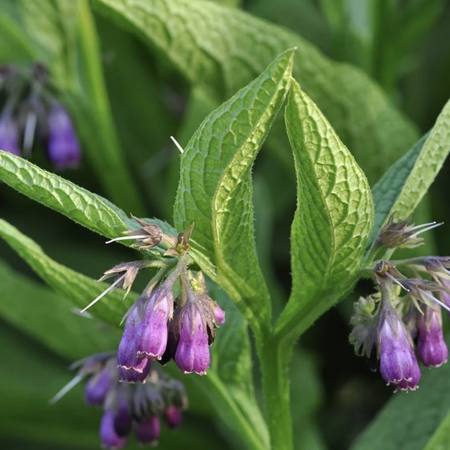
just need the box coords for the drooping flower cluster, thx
[350,215,450,392]
[0,63,80,168]
[52,352,187,449]
[83,217,225,379]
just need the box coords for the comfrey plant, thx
[0,63,80,168]
[1,45,450,450]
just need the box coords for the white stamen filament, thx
[410,222,443,237]
[424,291,450,314]
[386,272,409,291]
[80,274,126,313]
[170,136,185,154]
[105,235,149,244]
[49,374,84,404]
[23,112,37,155]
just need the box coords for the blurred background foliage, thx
[1,0,450,449]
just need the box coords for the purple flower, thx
[100,410,127,450]
[417,305,448,367]
[378,309,421,391]
[136,287,174,360]
[134,415,161,446]
[118,359,151,384]
[164,405,183,429]
[47,103,80,169]
[85,359,117,406]
[0,114,20,156]
[174,302,210,375]
[117,304,148,373]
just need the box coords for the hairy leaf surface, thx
[278,80,373,339]
[174,50,294,340]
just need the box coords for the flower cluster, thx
[350,215,450,392]
[0,63,80,168]
[52,352,187,449]
[84,217,225,379]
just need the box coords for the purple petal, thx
[134,415,161,445]
[136,288,173,360]
[47,103,80,169]
[175,307,210,375]
[0,115,20,156]
[100,410,127,449]
[418,306,448,368]
[164,405,183,429]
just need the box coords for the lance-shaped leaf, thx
[174,50,294,341]
[92,0,418,184]
[276,80,373,340]
[367,98,450,250]
[0,151,128,239]
[0,218,134,326]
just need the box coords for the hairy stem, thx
[260,335,293,450]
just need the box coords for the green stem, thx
[75,0,146,215]
[260,335,293,450]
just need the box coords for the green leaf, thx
[0,258,118,360]
[0,0,145,213]
[174,50,294,341]
[0,218,134,326]
[92,0,418,184]
[276,80,374,340]
[351,337,450,450]
[368,98,450,251]
[0,151,128,239]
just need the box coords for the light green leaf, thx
[0,151,127,239]
[368,98,450,251]
[0,259,118,360]
[276,80,373,340]
[174,50,294,341]
[351,337,450,450]
[0,218,134,326]
[92,0,418,184]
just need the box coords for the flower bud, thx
[417,305,448,367]
[85,358,117,406]
[213,303,225,325]
[0,114,20,156]
[134,415,161,446]
[47,102,81,169]
[100,410,127,450]
[164,405,183,429]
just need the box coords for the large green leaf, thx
[0,151,127,239]
[351,337,450,450]
[0,259,117,360]
[0,0,145,213]
[0,218,134,326]
[92,0,418,184]
[368,98,450,251]
[174,50,294,341]
[277,80,373,340]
